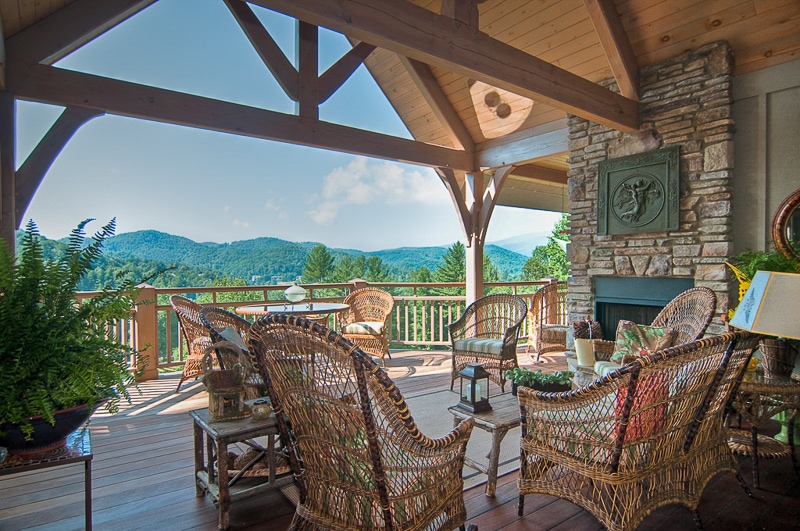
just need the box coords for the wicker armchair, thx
[517,330,759,531]
[593,286,717,366]
[247,314,476,531]
[449,294,528,393]
[199,306,266,399]
[340,287,394,364]
[170,295,214,393]
[525,281,569,361]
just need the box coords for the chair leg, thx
[692,509,703,530]
[518,493,525,516]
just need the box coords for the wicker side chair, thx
[593,286,717,363]
[199,306,266,399]
[517,330,759,531]
[247,314,476,531]
[170,295,214,393]
[525,281,569,361]
[340,287,395,365]
[449,294,528,393]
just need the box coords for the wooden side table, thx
[447,393,520,497]
[0,429,93,530]
[191,408,295,529]
[727,371,800,487]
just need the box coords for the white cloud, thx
[232,219,251,228]
[307,157,448,224]
[264,198,288,219]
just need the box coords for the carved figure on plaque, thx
[613,176,664,226]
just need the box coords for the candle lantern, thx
[458,363,492,413]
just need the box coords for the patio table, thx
[235,302,349,319]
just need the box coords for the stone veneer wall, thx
[566,41,735,335]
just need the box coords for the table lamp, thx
[729,270,800,378]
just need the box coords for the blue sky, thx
[17,0,561,252]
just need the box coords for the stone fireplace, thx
[566,41,735,335]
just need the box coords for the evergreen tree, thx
[522,213,570,281]
[331,255,363,282]
[433,242,466,283]
[365,256,392,282]
[302,244,334,283]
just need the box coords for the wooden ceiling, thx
[2,0,798,215]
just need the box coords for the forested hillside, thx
[32,230,530,289]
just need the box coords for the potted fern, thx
[0,219,141,456]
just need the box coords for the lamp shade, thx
[729,271,800,340]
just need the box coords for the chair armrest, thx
[593,339,615,361]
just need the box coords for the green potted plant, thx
[505,368,574,395]
[0,219,142,455]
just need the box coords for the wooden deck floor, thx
[1,348,798,530]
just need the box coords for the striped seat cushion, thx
[453,338,504,355]
[594,360,621,377]
[342,321,385,335]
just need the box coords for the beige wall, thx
[732,59,800,254]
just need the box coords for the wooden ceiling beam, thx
[398,57,474,152]
[583,0,640,100]
[510,165,568,186]
[223,0,299,101]
[476,128,568,169]
[5,0,156,66]
[249,0,639,132]
[319,41,376,103]
[7,64,473,171]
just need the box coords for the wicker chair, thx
[247,314,476,531]
[449,294,528,393]
[525,281,569,361]
[198,306,266,399]
[517,330,759,531]
[592,286,717,371]
[170,295,214,393]
[340,287,395,364]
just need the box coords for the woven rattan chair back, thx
[248,314,474,531]
[517,330,759,531]
[340,287,395,364]
[449,294,528,392]
[170,295,214,393]
[525,281,569,361]
[651,286,717,345]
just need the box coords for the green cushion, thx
[453,338,504,355]
[594,360,621,377]
[610,320,676,363]
[342,321,384,335]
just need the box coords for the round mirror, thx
[771,188,800,260]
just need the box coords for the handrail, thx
[78,280,552,380]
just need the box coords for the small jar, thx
[250,398,272,420]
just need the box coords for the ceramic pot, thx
[0,403,94,457]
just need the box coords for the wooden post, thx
[134,284,159,381]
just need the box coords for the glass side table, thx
[0,429,93,530]
[727,371,800,488]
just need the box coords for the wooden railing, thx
[80,280,552,380]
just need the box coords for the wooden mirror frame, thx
[771,188,800,260]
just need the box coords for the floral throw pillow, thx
[610,320,676,363]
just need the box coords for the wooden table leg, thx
[217,439,230,530]
[194,422,204,497]
[485,427,510,497]
[751,426,760,488]
[85,459,93,531]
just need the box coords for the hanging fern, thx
[0,219,140,440]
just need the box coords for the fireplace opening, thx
[594,277,695,340]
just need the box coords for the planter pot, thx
[0,403,94,458]
[512,381,572,396]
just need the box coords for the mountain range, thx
[100,230,547,283]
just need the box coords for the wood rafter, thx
[475,165,512,244]
[437,167,471,241]
[15,106,104,227]
[249,0,639,132]
[223,0,299,101]
[583,0,639,100]
[319,41,376,103]
[477,128,568,169]
[398,57,474,152]
[7,64,473,171]
[6,0,156,66]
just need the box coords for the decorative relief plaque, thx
[597,146,680,235]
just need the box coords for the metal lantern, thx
[458,363,492,413]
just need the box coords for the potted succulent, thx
[0,219,142,455]
[505,368,574,395]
